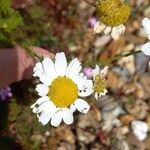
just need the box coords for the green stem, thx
[100,50,142,65]
[110,50,141,61]
[21,41,43,62]
[85,50,142,66]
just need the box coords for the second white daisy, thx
[94,0,130,40]
[31,52,93,127]
[92,65,108,100]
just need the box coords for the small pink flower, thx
[88,17,98,28]
[0,86,12,101]
[83,67,93,78]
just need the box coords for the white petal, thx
[55,52,67,76]
[38,111,52,125]
[74,99,90,114]
[36,96,50,105]
[33,62,54,86]
[141,42,150,56]
[142,18,150,36]
[31,96,48,109]
[62,108,74,125]
[42,58,57,80]
[111,25,125,40]
[30,96,50,112]
[93,21,106,33]
[38,74,51,86]
[35,100,56,114]
[94,89,108,100]
[92,65,100,78]
[104,26,111,35]
[70,104,76,113]
[36,84,49,96]
[102,89,108,96]
[78,77,93,97]
[38,101,57,125]
[32,99,57,125]
[95,92,98,100]
[100,66,108,77]
[51,110,63,127]
[66,58,82,81]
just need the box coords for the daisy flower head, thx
[31,52,93,127]
[92,65,108,100]
[141,17,150,56]
[94,0,130,40]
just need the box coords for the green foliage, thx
[0,0,11,13]
[0,0,23,32]
[34,32,58,48]
[0,102,9,130]
[21,5,58,48]
[8,99,21,122]
[0,0,23,46]
[28,6,45,20]
[0,1,57,49]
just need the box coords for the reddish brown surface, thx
[0,46,53,88]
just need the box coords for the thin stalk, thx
[21,41,43,62]
[85,50,142,66]
[110,50,141,62]
[100,50,142,65]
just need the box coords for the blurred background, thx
[0,0,150,149]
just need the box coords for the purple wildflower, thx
[0,86,12,101]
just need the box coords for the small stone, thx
[118,55,135,74]
[126,133,145,149]
[144,6,150,17]
[45,131,50,137]
[144,135,150,149]
[131,120,148,141]
[77,108,102,128]
[120,115,135,125]
[30,134,44,142]
[146,114,150,131]
[124,99,148,119]
[77,128,96,144]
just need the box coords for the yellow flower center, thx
[96,0,131,26]
[48,77,78,107]
[94,75,106,93]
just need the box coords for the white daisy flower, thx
[93,21,125,40]
[92,65,108,100]
[31,52,93,127]
[141,17,150,56]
